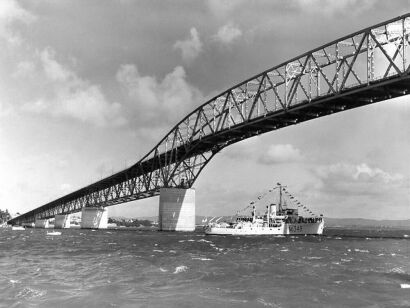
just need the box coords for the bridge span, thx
[9,14,410,228]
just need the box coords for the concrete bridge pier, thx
[54,214,71,229]
[35,219,49,228]
[158,188,195,231]
[80,207,108,229]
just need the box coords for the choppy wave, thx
[1,227,409,307]
[354,248,369,253]
[16,287,47,299]
[174,265,188,274]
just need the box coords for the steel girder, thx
[9,14,410,225]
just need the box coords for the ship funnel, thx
[270,204,277,216]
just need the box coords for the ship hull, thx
[204,221,324,236]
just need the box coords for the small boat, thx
[46,231,62,236]
[204,182,324,236]
[12,226,25,231]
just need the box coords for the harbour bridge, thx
[9,14,410,227]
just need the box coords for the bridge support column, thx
[54,214,71,229]
[80,207,108,229]
[35,219,49,228]
[159,188,195,231]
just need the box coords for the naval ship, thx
[204,183,324,236]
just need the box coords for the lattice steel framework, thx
[10,14,410,224]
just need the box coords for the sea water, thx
[0,228,409,307]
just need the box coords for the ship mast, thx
[252,205,256,223]
[278,182,283,213]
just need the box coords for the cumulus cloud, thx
[2,3,126,127]
[259,144,303,165]
[353,163,404,183]
[21,48,126,127]
[0,0,35,45]
[173,28,203,63]
[317,162,404,183]
[314,162,406,197]
[116,64,204,126]
[288,160,409,219]
[213,23,242,45]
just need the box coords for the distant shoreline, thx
[113,216,410,229]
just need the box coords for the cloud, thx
[40,49,71,81]
[223,140,304,165]
[314,162,406,197]
[213,23,242,45]
[21,48,126,127]
[116,64,203,127]
[173,27,203,63]
[12,61,35,78]
[259,144,303,165]
[207,0,247,18]
[316,162,404,183]
[353,163,404,183]
[295,0,373,16]
[221,137,261,159]
[282,160,409,219]
[0,101,13,117]
[0,0,35,45]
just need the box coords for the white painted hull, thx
[204,221,324,236]
[12,226,25,231]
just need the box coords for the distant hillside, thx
[127,215,410,229]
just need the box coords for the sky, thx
[0,0,409,220]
